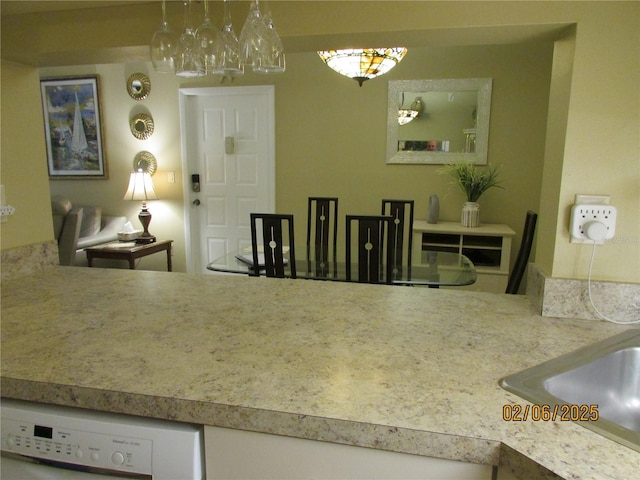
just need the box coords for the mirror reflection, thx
[386,78,492,164]
[131,80,143,93]
[126,72,151,100]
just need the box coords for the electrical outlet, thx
[570,204,617,244]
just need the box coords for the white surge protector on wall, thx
[570,202,617,244]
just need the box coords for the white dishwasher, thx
[1,398,204,479]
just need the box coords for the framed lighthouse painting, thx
[40,75,107,178]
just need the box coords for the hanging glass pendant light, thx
[150,0,179,73]
[239,0,263,69]
[252,0,285,73]
[213,0,244,76]
[176,0,202,77]
[317,48,407,86]
[194,0,224,75]
[150,0,285,77]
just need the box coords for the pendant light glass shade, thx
[238,0,262,68]
[176,0,202,77]
[239,0,285,73]
[317,47,407,86]
[150,0,179,73]
[253,2,285,73]
[151,0,284,77]
[213,0,244,76]
[194,0,224,75]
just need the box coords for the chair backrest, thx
[306,197,338,277]
[345,215,393,284]
[250,213,296,278]
[381,199,414,281]
[506,210,538,294]
[57,207,84,266]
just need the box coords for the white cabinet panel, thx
[205,426,492,480]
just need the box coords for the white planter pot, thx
[461,202,480,227]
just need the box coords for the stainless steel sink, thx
[499,329,640,452]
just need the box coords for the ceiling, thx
[1,1,569,67]
[0,1,155,16]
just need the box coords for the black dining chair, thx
[249,213,296,278]
[345,215,393,284]
[505,210,538,294]
[381,199,414,281]
[307,197,338,277]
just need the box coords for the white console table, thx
[412,220,515,293]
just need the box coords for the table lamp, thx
[123,169,158,244]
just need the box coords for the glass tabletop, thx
[206,249,476,287]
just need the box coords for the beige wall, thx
[2,1,638,284]
[551,4,640,282]
[535,28,576,279]
[45,63,186,272]
[42,41,551,273]
[0,61,53,250]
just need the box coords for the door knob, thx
[192,199,201,206]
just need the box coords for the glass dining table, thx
[206,249,476,287]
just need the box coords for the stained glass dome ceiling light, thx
[317,48,408,86]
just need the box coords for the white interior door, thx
[180,86,275,274]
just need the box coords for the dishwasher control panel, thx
[2,407,153,475]
[1,399,204,480]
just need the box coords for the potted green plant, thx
[439,162,503,227]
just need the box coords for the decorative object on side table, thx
[426,194,439,224]
[439,162,503,228]
[123,169,159,244]
[118,221,143,241]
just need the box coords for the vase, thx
[461,202,480,227]
[426,194,439,224]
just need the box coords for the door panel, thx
[180,86,275,274]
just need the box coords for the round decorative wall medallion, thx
[130,113,154,140]
[126,73,151,100]
[133,151,158,176]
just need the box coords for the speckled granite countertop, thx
[1,267,638,479]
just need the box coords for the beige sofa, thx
[51,196,127,266]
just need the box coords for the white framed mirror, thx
[386,78,492,165]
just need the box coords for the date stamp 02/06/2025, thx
[502,404,599,422]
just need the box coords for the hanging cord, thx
[587,241,640,324]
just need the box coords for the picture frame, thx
[40,75,107,178]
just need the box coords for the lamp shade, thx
[123,170,158,201]
[317,48,407,86]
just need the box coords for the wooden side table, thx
[85,240,173,271]
[412,221,515,293]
